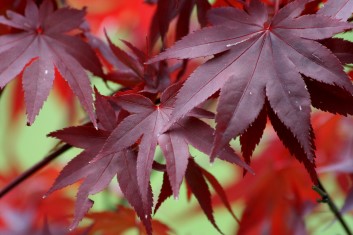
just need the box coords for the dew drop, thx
[42,195,47,199]
[69,228,73,232]
[145,215,148,219]
[175,196,179,201]
[249,91,252,95]
[288,91,291,94]
[299,106,302,111]
[304,85,307,90]
[44,70,48,75]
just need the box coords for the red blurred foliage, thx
[87,205,173,235]
[0,166,75,233]
[68,0,155,45]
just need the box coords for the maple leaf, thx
[48,126,154,233]
[148,0,353,182]
[47,92,156,234]
[97,83,251,217]
[0,0,103,125]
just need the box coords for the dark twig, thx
[313,180,353,235]
[0,143,71,199]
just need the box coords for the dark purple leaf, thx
[94,88,117,131]
[116,149,153,235]
[154,172,173,214]
[0,0,102,125]
[185,158,223,234]
[199,166,240,223]
[148,0,353,181]
[240,105,267,167]
[321,38,353,64]
[318,0,353,21]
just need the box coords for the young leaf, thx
[0,0,102,125]
[148,0,353,182]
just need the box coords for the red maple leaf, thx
[46,90,158,234]
[148,0,353,182]
[97,83,250,219]
[0,0,103,125]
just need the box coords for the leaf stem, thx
[312,180,353,235]
[0,143,71,199]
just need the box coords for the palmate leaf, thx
[148,0,353,182]
[47,86,247,234]
[46,92,154,233]
[97,83,251,215]
[0,0,103,125]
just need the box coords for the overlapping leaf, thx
[0,0,103,125]
[46,94,156,233]
[104,35,171,93]
[97,83,251,217]
[148,0,353,181]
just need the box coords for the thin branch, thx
[313,180,353,235]
[0,143,71,199]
